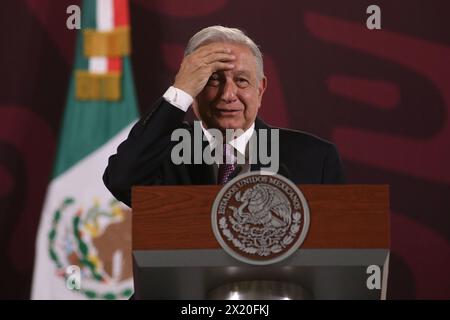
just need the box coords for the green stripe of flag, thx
[52,0,139,178]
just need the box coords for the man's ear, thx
[258,76,267,105]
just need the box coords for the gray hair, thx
[184,26,264,80]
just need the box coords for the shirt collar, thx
[200,122,255,156]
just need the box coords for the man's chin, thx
[214,119,244,131]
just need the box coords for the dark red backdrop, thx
[1,0,449,299]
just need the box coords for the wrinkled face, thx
[193,42,267,132]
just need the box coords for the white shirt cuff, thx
[162,86,193,112]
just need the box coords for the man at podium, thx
[103,26,344,207]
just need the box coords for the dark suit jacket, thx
[103,98,345,207]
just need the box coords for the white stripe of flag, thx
[89,0,114,74]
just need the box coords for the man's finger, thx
[209,61,235,73]
[204,53,236,64]
[196,44,232,58]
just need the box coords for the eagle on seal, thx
[235,184,291,228]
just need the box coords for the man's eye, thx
[207,74,220,86]
[236,78,249,87]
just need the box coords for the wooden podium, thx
[132,185,390,299]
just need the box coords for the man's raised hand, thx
[173,43,235,97]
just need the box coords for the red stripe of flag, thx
[114,0,129,26]
[108,58,121,72]
[108,0,129,72]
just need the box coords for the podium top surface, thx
[132,185,389,250]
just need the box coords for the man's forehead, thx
[216,67,254,78]
[232,68,253,76]
[203,41,257,75]
[229,49,257,74]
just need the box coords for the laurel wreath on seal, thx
[218,210,302,256]
[48,197,133,300]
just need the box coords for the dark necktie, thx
[218,144,236,184]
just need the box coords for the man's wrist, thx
[163,86,193,112]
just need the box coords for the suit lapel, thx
[187,125,216,184]
[250,117,270,172]
[251,118,290,179]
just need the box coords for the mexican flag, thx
[31,0,138,299]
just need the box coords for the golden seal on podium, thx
[211,172,310,265]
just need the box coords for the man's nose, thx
[220,79,238,103]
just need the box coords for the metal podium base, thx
[133,248,389,300]
[207,280,312,300]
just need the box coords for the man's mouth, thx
[214,108,243,116]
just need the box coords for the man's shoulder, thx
[255,118,334,150]
[275,126,336,150]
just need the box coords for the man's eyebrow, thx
[233,70,252,77]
